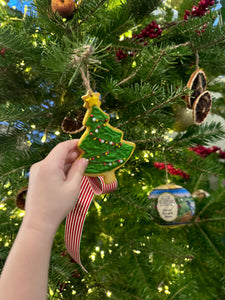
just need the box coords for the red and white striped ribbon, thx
[65,176,117,272]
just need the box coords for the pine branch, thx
[0,103,44,122]
[133,253,152,295]
[191,26,225,52]
[195,222,225,262]
[171,281,193,300]
[126,0,163,21]
[0,26,26,53]
[144,49,167,82]
[196,217,225,224]
[132,137,163,144]
[196,188,225,218]
[75,0,108,29]
[170,122,225,148]
[102,64,143,100]
[193,173,206,192]
[0,165,30,179]
[117,64,143,87]
[118,88,185,128]
[115,194,148,213]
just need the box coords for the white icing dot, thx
[120,160,124,163]
[101,139,105,143]
[109,141,113,145]
[109,163,112,166]
[92,117,96,122]
[95,129,99,133]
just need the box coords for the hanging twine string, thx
[79,64,92,92]
[71,45,93,93]
[195,49,199,69]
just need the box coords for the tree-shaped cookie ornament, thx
[78,91,136,184]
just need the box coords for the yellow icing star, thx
[82,91,101,108]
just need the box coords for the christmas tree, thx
[1,0,225,299]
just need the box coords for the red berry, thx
[151,20,157,27]
[0,48,6,57]
[158,29,162,35]
[72,270,81,278]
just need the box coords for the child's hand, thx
[24,139,88,232]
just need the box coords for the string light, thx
[0,0,6,6]
[106,291,112,297]
[55,130,60,136]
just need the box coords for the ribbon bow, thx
[65,176,117,271]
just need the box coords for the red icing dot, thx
[103,163,106,166]
[99,139,102,142]
[97,125,100,128]
[90,132,93,135]
[90,114,93,117]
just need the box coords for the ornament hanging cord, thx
[70,46,93,94]
[195,50,199,70]
[164,156,170,184]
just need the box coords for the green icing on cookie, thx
[79,106,135,174]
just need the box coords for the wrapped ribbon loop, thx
[65,176,117,271]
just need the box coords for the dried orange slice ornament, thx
[185,69,207,109]
[193,91,212,125]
